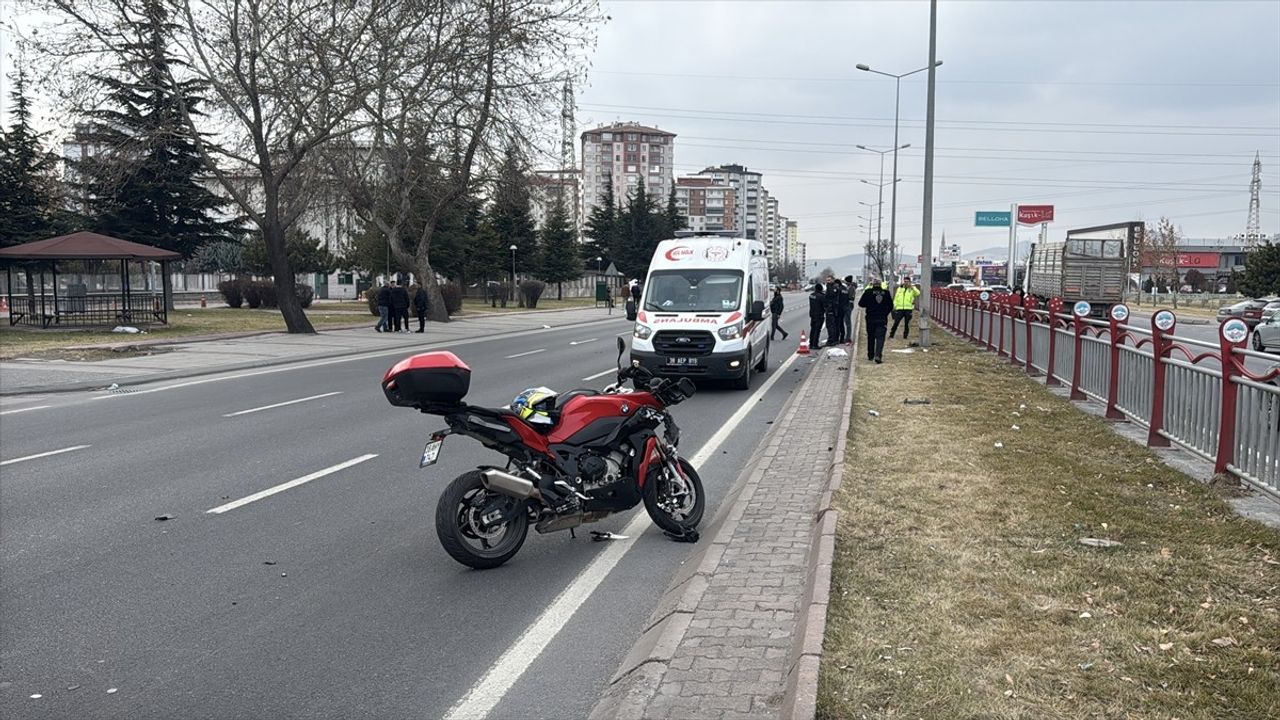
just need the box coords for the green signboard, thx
[975,211,1012,227]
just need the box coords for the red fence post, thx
[984,298,996,351]
[1045,298,1063,386]
[996,299,1007,357]
[1008,296,1022,366]
[1146,310,1176,448]
[1023,296,1037,375]
[1070,309,1088,401]
[1214,319,1249,474]
[1104,303,1130,420]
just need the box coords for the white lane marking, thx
[0,405,52,416]
[581,368,617,381]
[205,454,378,514]
[505,349,546,359]
[568,338,598,346]
[222,391,344,418]
[1,444,92,467]
[89,316,626,401]
[442,351,803,720]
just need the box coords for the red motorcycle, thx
[382,339,704,569]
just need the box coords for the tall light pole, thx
[858,144,909,279]
[509,244,518,302]
[856,58,943,283]
[918,0,939,348]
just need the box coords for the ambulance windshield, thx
[644,270,744,313]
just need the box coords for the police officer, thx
[808,281,826,347]
[842,275,857,345]
[889,276,921,340]
[859,277,893,363]
[823,277,842,347]
[769,287,789,341]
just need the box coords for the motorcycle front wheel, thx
[643,458,705,533]
[435,470,529,570]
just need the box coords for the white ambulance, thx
[630,233,772,390]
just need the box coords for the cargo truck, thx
[1024,221,1142,317]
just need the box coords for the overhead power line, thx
[589,69,1280,89]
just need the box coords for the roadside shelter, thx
[0,231,181,328]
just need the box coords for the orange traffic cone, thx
[797,330,810,355]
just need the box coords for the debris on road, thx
[825,347,848,358]
[590,531,628,542]
[106,688,118,694]
[154,514,174,522]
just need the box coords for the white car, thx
[1253,313,1280,354]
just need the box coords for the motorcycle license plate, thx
[666,357,698,366]
[420,437,444,468]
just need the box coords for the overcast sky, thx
[3,0,1278,263]
[575,0,1280,261]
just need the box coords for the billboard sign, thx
[939,244,961,262]
[975,211,1012,227]
[1176,252,1220,269]
[1017,205,1055,224]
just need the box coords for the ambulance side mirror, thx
[747,300,765,322]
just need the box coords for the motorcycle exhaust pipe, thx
[481,469,541,500]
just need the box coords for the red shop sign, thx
[1017,205,1055,224]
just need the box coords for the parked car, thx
[1253,312,1280,353]
[1219,297,1278,327]
[1260,299,1280,323]
[945,282,972,292]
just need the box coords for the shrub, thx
[520,280,546,309]
[440,282,463,315]
[296,284,314,309]
[242,280,264,308]
[218,279,244,308]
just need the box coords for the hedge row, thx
[218,279,313,309]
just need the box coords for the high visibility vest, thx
[893,286,920,311]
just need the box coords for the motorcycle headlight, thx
[634,324,653,340]
[717,321,744,340]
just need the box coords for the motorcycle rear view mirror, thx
[616,336,626,369]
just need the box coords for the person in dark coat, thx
[390,281,411,332]
[858,278,893,363]
[769,287,789,341]
[374,281,391,332]
[824,277,844,347]
[842,275,857,344]
[412,284,430,333]
[807,282,826,347]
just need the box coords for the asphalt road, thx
[1128,310,1277,376]
[0,296,822,720]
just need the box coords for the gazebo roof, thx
[0,231,182,261]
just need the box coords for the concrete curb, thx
[0,313,627,397]
[589,345,837,720]
[779,314,859,720]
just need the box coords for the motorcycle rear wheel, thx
[643,458,705,533]
[435,470,529,570]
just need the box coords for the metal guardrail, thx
[933,290,1280,500]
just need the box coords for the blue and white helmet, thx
[511,386,558,425]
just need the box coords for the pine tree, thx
[581,183,618,267]
[487,147,540,280]
[0,67,65,247]
[1238,241,1280,298]
[613,181,660,280]
[539,197,582,299]
[75,0,236,257]
[660,187,687,238]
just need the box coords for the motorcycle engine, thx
[577,451,627,491]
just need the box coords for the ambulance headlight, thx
[717,321,744,340]
[634,324,653,340]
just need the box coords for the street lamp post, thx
[918,0,940,348]
[857,59,943,283]
[858,144,909,279]
[509,245,518,302]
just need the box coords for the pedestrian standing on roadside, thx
[859,278,892,363]
[808,281,826,347]
[375,281,391,332]
[390,280,411,332]
[630,280,642,304]
[824,277,844,346]
[412,284,430,333]
[842,275,857,345]
[769,287,789,341]
[889,276,921,340]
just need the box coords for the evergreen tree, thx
[467,216,507,284]
[613,181,661,280]
[0,67,65,247]
[538,197,582,299]
[581,183,618,267]
[659,187,687,238]
[75,0,236,257]
[1238,241,1280,298]
[430,192,482,284]
[487,147,540,279]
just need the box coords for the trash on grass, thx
[889,348,914,354]
[1078,538,1123,548]
[993,442,1004,449]
[1210,636,1238,647]
[868,410,881,417]
[111,326,144,334]
[903,397,931,405]
[1011,425,1021,430]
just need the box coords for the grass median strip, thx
[818,334,1279,720]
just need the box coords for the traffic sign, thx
[1073,301,1091,317]
[1109,304,1130,322]
[1221,318,1248,344]
[975,211,1012,227]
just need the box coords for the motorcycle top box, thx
[382,351,471,408]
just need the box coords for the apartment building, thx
[580,123,676,220]
[529,170,580,231]
[692,164,763,241]
[674,177,737,233]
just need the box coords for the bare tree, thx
[324,0,601,322]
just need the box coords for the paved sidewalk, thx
[590,345,854,720]
[0,305,626,395]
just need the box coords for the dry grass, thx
[0,307,365,360]
[817,334,1279,720]
[458,296,599,313]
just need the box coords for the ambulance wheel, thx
[733,347,753,390]
[755,338,769,373]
